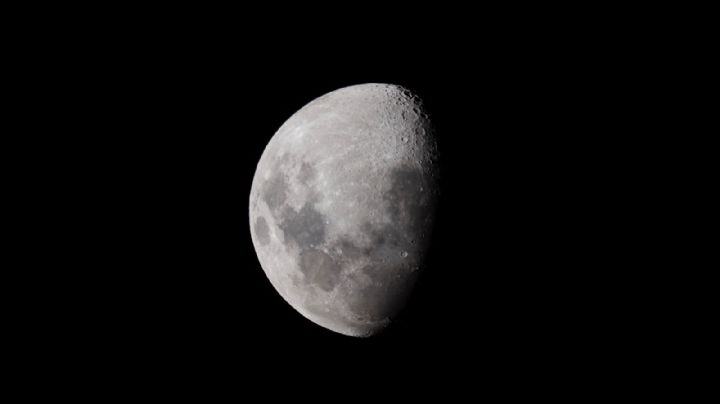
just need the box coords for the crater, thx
[254,216,270,246]
[300,249,341,292]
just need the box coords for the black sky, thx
[38,14,654,393]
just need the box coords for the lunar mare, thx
[249,83,439,337]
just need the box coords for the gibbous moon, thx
[249,83,439,337]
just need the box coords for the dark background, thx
[31,13,661,393]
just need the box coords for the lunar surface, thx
[249,83,439,337]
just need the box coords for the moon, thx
[249,83,439,337]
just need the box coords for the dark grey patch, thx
[279,202,326,248]
[385,167,427,223]
[365,222,411,266]
[300,249,341,292]
[254,216,270,246]
[347,284,390,320]
[297,162,315,185]
[263,174,289,212]
[361,262,396,284]
[383,166,436,239]
[345,265,414,321]
[335,238,366,261]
